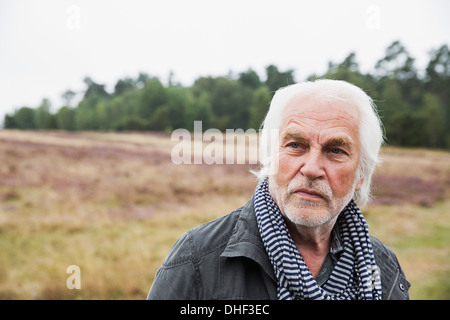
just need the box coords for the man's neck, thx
[283,217,337,278]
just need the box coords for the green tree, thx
[136,72,152,88]
[265,64,295,92]
[426,44,450,148]
[239,68,261,89]
[248,86,271,129]
[340,53,356,70]
[185,91,212,131]
[14,107,36,130]
[138,78,167,123]
[34,98,52,129]
[4,114,16,129]
[150,105,170,131]
[426,44,449,93]
[56,106,76,131]
[163,86,189,130]
[375,40,423,106]
[83,77,109,99]
[192,76,251,130]
[114,77,136,96]
[211,77,252,130]
[75,95,100,130]
[95,100,109,131]
[378,78,408,145]
[61,89,77,107]
[375,41,416,81]
[323,52,378,95]
[419,93,446,148]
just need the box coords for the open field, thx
[0,130,449,299]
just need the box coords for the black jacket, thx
[148,196,410,300]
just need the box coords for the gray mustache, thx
[287,179,333,202]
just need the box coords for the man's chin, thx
[282,205,334,228]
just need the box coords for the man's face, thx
[269,94,363,228]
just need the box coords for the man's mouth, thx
[293,188,325,201]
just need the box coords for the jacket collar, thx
[220,195,277,282]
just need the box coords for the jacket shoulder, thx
[163,206,243,267]
[370,235,411,299]
[370,235,397,261]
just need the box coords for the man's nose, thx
[299,149,325,180]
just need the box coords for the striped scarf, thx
[254,178,382,300]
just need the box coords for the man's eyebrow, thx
[281,129,308,144]
[323,136,354,148]
[282,129,354,148]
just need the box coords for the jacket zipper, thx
[386,267,400,300]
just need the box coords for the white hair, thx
[253,79,384,208]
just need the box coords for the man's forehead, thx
[282,94,358,118]
[282,94,359,124]
[280,95,360,145]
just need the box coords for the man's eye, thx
[330,148,342,154]
[290,143,299,149]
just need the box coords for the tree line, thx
[4,40,449,149]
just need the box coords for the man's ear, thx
[355,177,364,191]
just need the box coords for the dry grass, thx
[0,130,449,299]
[365,201,450,299]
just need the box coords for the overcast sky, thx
[0,0,449,123]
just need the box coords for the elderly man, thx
[148,79,410,300]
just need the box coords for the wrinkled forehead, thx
[280,93,360,130]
